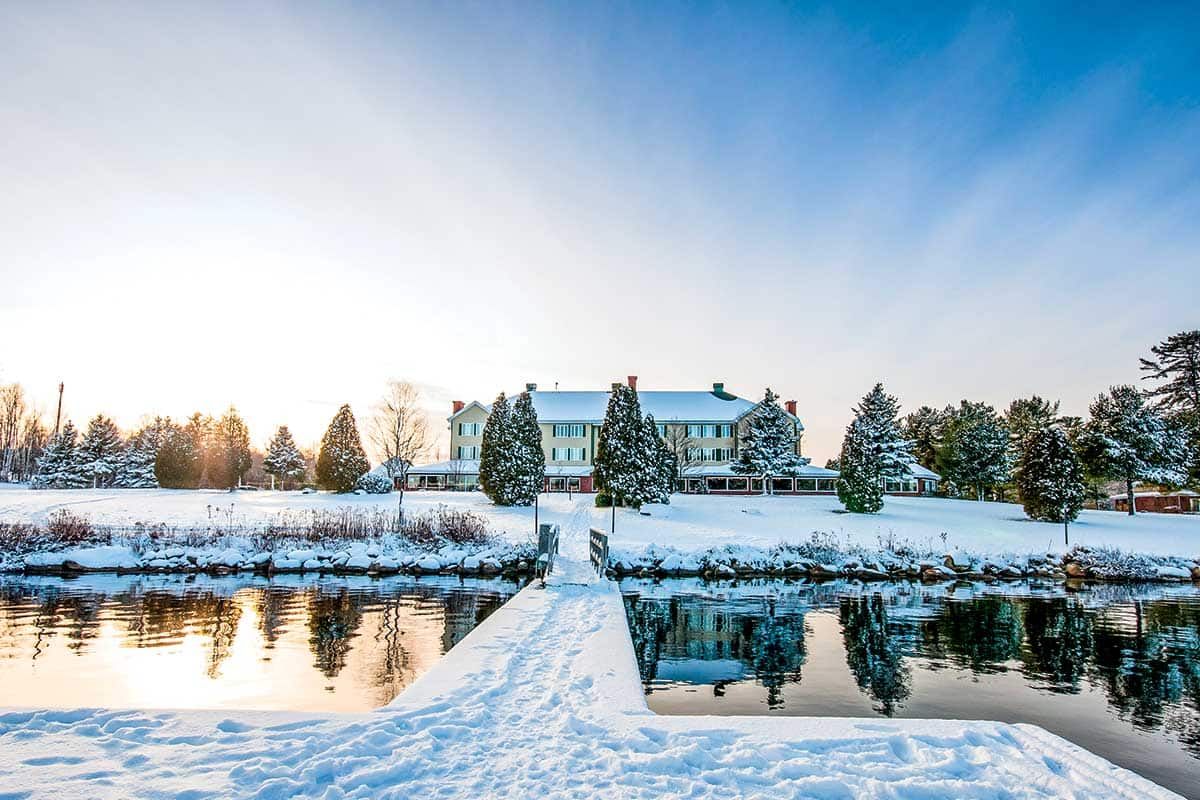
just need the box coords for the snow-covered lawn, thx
[2,484,1198,561]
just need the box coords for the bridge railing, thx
[536,523,559,582]
[588,528,609,576]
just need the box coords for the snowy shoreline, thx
[2,486,1199,583]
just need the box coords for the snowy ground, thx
[0,525,1180,799]
[2,484,1198,562]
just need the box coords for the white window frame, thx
[457,445,479,459]
[552,423,585,438]
[458,422,482,436]
[551,447,586,461]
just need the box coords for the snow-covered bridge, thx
[0,520,1182,798]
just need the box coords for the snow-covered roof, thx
[685,464,838,478]
[450,389,802,427]
[1108,489,1199,499]
[407,459,480,475]
[907,463,941,480]
[447,401,490,421]
[406,460,592,478]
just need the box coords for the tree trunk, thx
[1126,479,1136,515]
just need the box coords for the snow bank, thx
[2,486,1198,582]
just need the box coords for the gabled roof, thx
[447,400,491,422]
[907,463,941,480]
[450,389,802,427]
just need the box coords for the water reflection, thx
[0,574,519,712]
[623,579,1200,799]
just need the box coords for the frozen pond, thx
[0,574,521,712]
[622,578,1200,799]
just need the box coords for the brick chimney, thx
[452,400,464,414]
[525,383,537,392]
[713,382,724,393]
[785,400,797,416]
[627,375,638,390]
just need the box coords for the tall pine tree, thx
[115,435,159,488]
[264,425,307,489]
[731,388,806,494]
[478,393,515,505]
[1140,330,1200,486]
[208,407,252,489]
[593,384,650,508]
[837,417,883,513]
[643,415,676,504]
[78,414,125,488]
[853,384,914,480]
[901,406,944,471]
[316,405,370,493]
[156,418,202,488]
[1080,385,1186,514]
[937,400,1010,501]
[1017,425,1084,534]
[508,392,545,506]
[30,421,86,489]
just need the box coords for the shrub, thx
[356,472,393,494]
[46,509,106,547]
[400,505,492,548]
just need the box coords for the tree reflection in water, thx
[624,582,1200,760]
[0,576,519,711]
[840,595,909,715]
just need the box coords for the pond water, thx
[0,574,521,712]
[622,578,1200,800]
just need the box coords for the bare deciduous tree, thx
[370,381,431,496]
[0,383,48,483]
[660,424,698,487]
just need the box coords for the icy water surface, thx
[622,577,1200,799]
[0,574,521,712]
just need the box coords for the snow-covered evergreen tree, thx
[853,384,914,480]
[508,392,545,506]
[936,400,1010,501]
[731,388,807,494]
[1140,330,1200,486]
[593,384,652,508]
[643,415,676,504]
[478,393,515,505]
[78,414,125,488]
[1081,385,1186,514]
[837,417,883,513]
[263,425,307,488]
[115,436,159,488]
[1017,425,1084,529]
[315,404,370,493]
[30,421,86,489]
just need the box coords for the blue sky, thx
[1,1,1197,461]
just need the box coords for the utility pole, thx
[53,382,64,437]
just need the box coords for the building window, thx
[456,445,480,459]
[686,447,734,462]
[656,424,667,437]
[771,477,794,492]
[706,477,728,492]
[686,423,731,439]
[552,423,585,438]
[551,447,586,461]
[795,478,817,492]
[458,422,482,436]
[817,478,836,491]
[728,477,748,492]
[751,478,763,493]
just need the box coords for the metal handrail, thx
[536,523,559,583]
[588,527,609,576]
